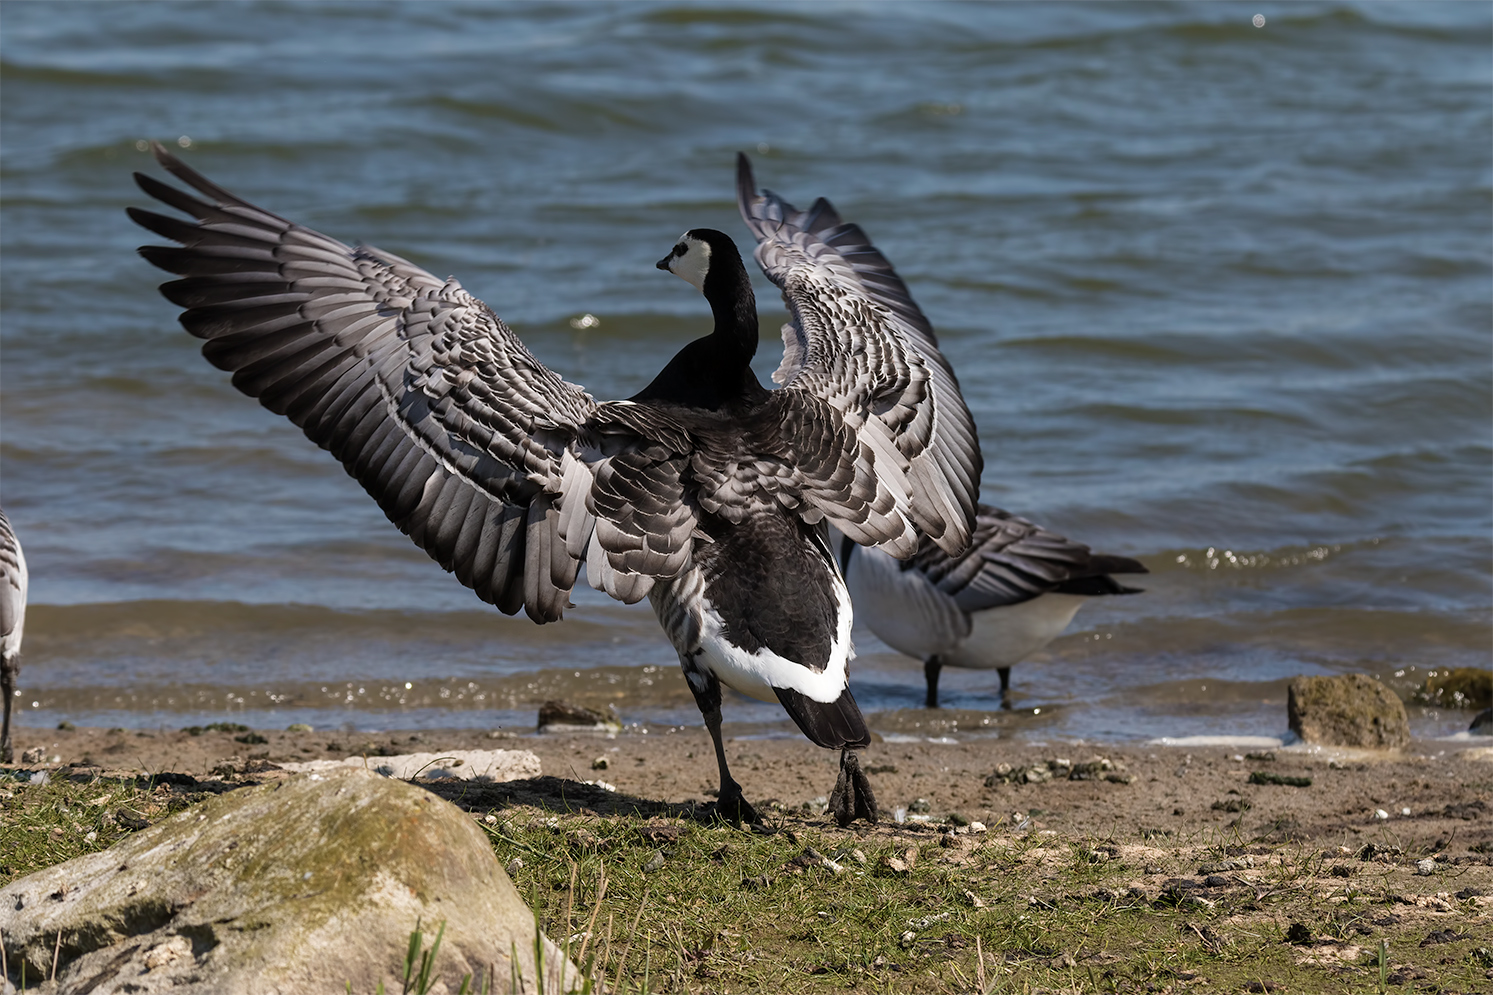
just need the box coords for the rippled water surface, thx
[2,2,1488,742]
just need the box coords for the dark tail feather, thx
[776,686,871,750]
[1054,565,1146,597]
[1087,553,1149,576]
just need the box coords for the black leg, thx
[1,653,14,764]
[827,749,879,827]
[998,666,1012,711]
[685,668,759,827]
[924,656,943,709]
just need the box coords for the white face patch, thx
[664,232,711,292]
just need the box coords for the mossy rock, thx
[1287,674,1409,750]
[1414,667,1492,710]
[0,767,574,993]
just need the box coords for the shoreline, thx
[5,723,1490,854]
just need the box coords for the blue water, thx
[1,1,1488,742]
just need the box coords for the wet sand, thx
[7,723,1491,857]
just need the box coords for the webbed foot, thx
[710,780,762,828]
[827,749,878,827]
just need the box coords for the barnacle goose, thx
[840,505,1146,708]
[128,146,981,827]
[0,507,27,764]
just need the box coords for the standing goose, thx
[0,507,27,764]
[841,504,1146,708]
[129,146,980,827]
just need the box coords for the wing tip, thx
[735,151,758,223]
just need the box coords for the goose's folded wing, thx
[912,505,1147,613]
[736,154,981,557]
[129,144,598,623]
[0,509,25,644]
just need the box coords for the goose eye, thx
[673,243,687,257]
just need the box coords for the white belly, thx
[844,541,968,659]
[939,593,1088,670]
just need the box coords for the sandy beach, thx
[9,722,1490,856]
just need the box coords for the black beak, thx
[655,255,672,271]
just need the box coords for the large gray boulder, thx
[1287,674,1410,750]
[0,766,574,994]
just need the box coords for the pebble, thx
[1373,809,1390,821]
[1416,858,1436,876]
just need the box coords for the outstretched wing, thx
[736,154,981,557]
[129,143,598,622]
[911,505,1148,613]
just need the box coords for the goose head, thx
[657,228,740,294]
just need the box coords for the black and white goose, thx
[0,506,27,765]
[840,504,1146,708]
[129,146,981,827]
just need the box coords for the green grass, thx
[479,804,1492,994]
[4,773,1489,994]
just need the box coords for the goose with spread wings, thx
[841,505,1146,709]
[129,145,980,827]
[0,507,27,764]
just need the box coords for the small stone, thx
[898,930,916,948]
[643,850,666,873]
[908,798,931,813]
[1023,765,1053,784]
[882,846,918,875]
[21,747,45,764]
[1374,809,1390,821]
[591,756,609,770]
[286,723,313,733]
[968,821,986,834]
[849,849,867,865]
[57,721,76,731]
[1415,858,1436,876]
[506,858,524,876]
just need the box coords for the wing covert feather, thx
[910,505,1148,613]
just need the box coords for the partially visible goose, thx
[129,146,980,826]
[0,507,27,764]
[840,504,1146,708]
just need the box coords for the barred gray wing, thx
[0,508,25,647]
[130,144,597,622]
[736,153,981,557]
[911,505,1146,613]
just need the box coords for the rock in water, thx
[1414,667,1492,710]
[0,767,574,994]
[537,699,621,734]
[1470,708,1492,736]
[1287,674,1410,750]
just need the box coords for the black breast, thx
[696,513,840,671]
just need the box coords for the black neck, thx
[632,240,765,411]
